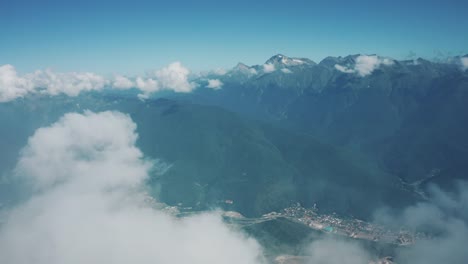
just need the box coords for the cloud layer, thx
[335,55,394,76]
[115,62,198,98]
[0,111,264,264]
[0,65,108,102]
[0,62,198,102]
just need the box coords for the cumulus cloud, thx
[0,62,199,102]
[280,68,292,74]
[32,69,108,96]
[132,62,197,99]
[154,62,197,93]
[0,65,107,101]
[206,79,223,89]
[135,76,160,95]
[0,64,35,102]
[0,111,264,264]
[112,75,135,89]
[335,55,394,77]
[14,111,148,191]
[263,63,275,73]
[111,62,197,95]
[461,57,468,71]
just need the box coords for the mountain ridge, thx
[180,53,468,191]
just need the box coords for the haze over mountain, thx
[185,54,468,191]
[1,53,468,263]
[2,53,468,216]
[2,0,468,262]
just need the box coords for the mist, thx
[0,111,264,264]
[300,181,468,264]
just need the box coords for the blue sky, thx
[1,0,467,75]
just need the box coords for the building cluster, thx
[279,204,428,246]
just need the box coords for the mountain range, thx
[183,54,468,190]
[1,54,468,221]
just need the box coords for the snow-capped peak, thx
[265,54,315,67]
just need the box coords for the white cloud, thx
[380,57,395,65]
[0,64,35,102]
[136,77,159,92]
[0,111,264,264]
[133,62,197,98]
[354,56,394,76]
[206,79,223,89]
[0,62,201,102]
[280,68,292,74]
[305,238,372,264]
[154,62,197,93]
[461,57,468,71]
[31,69,108,96]
[263,63,275,73]
[112,75,135,89]
[0,65,108,101]
[372,181,468,264]
[335,55,395,77]
[14,111,148,191]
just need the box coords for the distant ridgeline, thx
[183,54,468,192]
[1,54,467,220]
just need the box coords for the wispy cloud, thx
[334,64,354,74]
[211,68,227,76]
[305,238,372,264]
[298,181,468,264]
[249,68,258,75]
[374,181,468,263]
[0,111,264,264]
